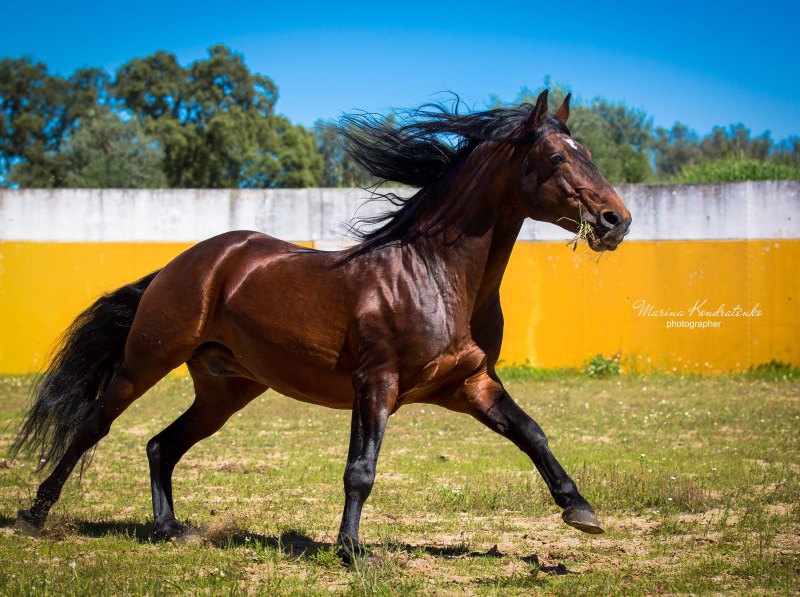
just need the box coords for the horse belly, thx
[220,301,355,409]
[233,337,354,409]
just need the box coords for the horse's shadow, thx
[0,515,153,543]
[0,515,568,573]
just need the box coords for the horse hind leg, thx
[16,362,171,533]
[146,371,266,541]
[16,266,215,534]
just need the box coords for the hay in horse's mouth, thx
[557,216,599,252]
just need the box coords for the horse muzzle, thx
[589,212,632,252]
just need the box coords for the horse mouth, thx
[563,197,630,252]
[571,189,630,252]
[587,223,622,252]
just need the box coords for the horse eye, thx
[550,153,565,166]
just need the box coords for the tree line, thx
[0,46,322,189]
[1,48,798,189]
[513,81,799,184]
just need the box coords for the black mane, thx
[340,101,569,258]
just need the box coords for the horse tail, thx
[9,270,160,472]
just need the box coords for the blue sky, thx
[3,1,799,139]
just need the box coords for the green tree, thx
[653,122,702,176]
[591,99,652,151]
[511,79,800,183]
[112,45,321,188]
[699,124,772,160]
[654,122,794,178]
[263,116,323,188]
[773,136,800,166]
[672,156,800,183]
[513,82,653,183]
[314,120,377,188]
[0,57,107,187]
[568,106,652,183]
[60,107,167,188]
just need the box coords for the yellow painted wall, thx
[1,242,192,374]
[1,240,797,374]
[500,240,799,372]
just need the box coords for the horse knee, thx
[343,458,375,500]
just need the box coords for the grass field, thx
[0,368,798,595]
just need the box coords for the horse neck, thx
[473,210,524,309]
[410,142,525,311]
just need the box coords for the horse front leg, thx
[337,374,396,564]
[455,373,603,533]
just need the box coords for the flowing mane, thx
[340,102,571,258]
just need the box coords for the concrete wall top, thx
[1,180,798,243]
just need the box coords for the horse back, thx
[125,231,345,379]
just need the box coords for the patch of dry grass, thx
[0,372,798,594]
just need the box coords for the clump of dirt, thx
[201,514,246,546]
[40,517,78,541]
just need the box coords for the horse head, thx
[518,90,632,251]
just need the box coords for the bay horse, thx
[11,90,631,562]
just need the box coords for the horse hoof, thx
[337,544,367,567]
[562,508,604,534]
[15,510,43,537]
[153,520,202,543]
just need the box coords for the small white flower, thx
[68,561,76,569]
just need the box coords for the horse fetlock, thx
[25,491,58,522]
[550,479,585,507]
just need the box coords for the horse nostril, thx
[600,211,621,229]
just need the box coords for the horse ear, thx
[555,92,571,123]
[526,89,549,130]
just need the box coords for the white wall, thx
[1,180,798,243]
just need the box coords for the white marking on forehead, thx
[563,136,579,150]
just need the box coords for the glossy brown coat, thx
[15,91,631,560]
